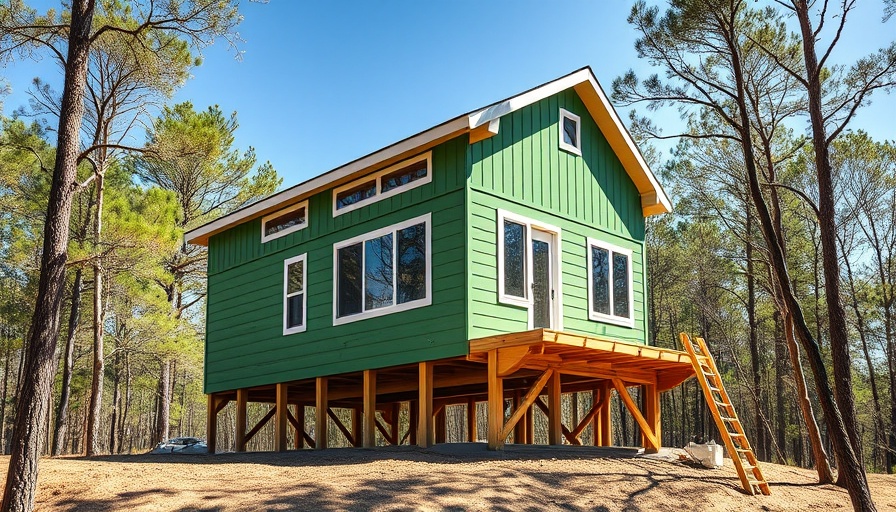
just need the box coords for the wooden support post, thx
[487,349,505,450]
[600,381,612,446]
[592,387,601,446]
[206,394,217,454]
[512,391,523,443]
[409,400,418,445]
[351,407,362,447]
[363,370,377,448]
[275,383,288,452]
[435,405,446,443]
[387,403,399,445]
[295,405,304,449]
[547,371,562,445]
[466,398,477,442]
[315,377,328,450]
[646,383,661,449]
[417,362,434,448]
[235,388,248,452]
[525,405,534,444]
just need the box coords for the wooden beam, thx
[534,397,577,444]
[315,377,328,450]
[599,381,612,446]
[611,378,659,452]
[375,417,392,444]
[570,388,608,441]
[206,394,217,454]
[244,406,276,445]
[351,407,362,447]
[274,383,288,452]
[499,369,553,441]
[294,405,304,449]
[525,405,534,444]
[497,346,532,377]
[362,370,376,447]
[417,362,434,448]
[487,349,505,450]
[466,397,477,442]
[512,391,525,443]
[385,403,399,445]
[547,371,562,445]
[214,398,230,415]
[646,383,661,448]
[235,388,248,452]
[327,408,355,446]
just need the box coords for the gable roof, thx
[185,67,672,246]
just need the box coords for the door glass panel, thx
[532,238,551,329]
[613,252,630,318]
[365,234,394,310]
[504,220,526,298]
[591,247,610,315]
[337,243,363,317]
[397,223,426,303]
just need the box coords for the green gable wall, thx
[204,137,469,394]
[466,89,648,344]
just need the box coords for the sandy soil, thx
[3,444,895,511]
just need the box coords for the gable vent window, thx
[586,238,634,328]
[333,152,432,216]
[559,108,582,156]
[262,201,308,243]
[283,254,307,335]
[333,213,432,325]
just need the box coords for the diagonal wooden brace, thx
[500,369,553,440]
[534,396,577,444]
[244,406,277,445]
[327,408,355,446]
[611,378,659,452]
[570,388,609,442]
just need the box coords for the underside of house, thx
[206,329,695,453]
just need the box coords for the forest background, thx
[0,1,894,511]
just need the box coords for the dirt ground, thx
[3,444,895,511]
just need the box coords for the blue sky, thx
[2,1,894,187]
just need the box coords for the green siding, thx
[204,137,469,394]
[203,86,655,394]
[466,89,648,345]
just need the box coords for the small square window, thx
[559,108,582,156]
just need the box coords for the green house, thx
[187,67,695,453]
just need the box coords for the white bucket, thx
[685,442,724,469]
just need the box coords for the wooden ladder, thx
[680,333,771,496]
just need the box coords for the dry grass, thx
[4,444,895,511]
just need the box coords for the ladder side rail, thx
[680,333,756,496]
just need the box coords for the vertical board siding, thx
[204,137,468,394]
[467,90,648,345]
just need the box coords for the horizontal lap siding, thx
[467,89,647,345]
[205,137,468,394]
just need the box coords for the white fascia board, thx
[467,69,593,129]
[184,116,469,245]
[583,74,673,215]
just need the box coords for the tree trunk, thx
[791,0,864,476]
[745,212,766,461]
[725,17,875,508]
[108,352,120,455]
[52,269,82,456]
[0,2,95,509]
[0,335,11,454]
[155,359,171,444]
[85,172,105,457]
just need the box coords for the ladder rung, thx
[708,385,722,393]
[720,415,739,423]
[747,479,767,486]
[735,448,751,453]
[714,401,734,409]
[727,432,746,438]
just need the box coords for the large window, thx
[333,152,432,216]
[586,238,633,327]
[333,213,431,325]
[283,254,307,335]
[558,108,582,156]
[262,200,308,243]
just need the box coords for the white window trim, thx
[496,209,563,330]
[262,200,309,243]
[331,212,432,326]
[332,152,433,217]
[586,237,635,328]
[558,108,582,156]
[283,253,308,335]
